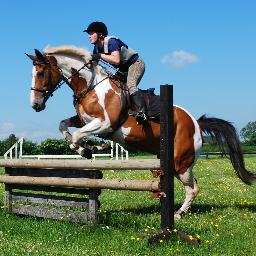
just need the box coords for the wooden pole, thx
[149,85,200,246]
[160,84,174,229]
[0,159,160,170]
[0,175,160,192]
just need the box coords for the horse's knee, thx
[72,130,83,144]
[59,120,67,131]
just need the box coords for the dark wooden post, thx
[149,84,200,246]
[160,84,174,229]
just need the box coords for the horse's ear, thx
[25,53,37,62]
[34,49,48,64]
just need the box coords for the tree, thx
[22,139,39,155]
[0,134,19,156]
[240,121,256,144]
[38,138,73,155]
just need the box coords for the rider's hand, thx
[91,53,101,61]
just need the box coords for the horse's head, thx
[26,49,62,112]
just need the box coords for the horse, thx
[26,45,256,219]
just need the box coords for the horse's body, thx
[27,45,255,219]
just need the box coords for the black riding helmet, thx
[83,21,108,36]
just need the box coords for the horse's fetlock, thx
[70,143,79,151]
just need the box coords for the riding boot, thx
[130,91,148,124]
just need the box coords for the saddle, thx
[110,72,160,125]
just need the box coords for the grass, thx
[0,157,255,255]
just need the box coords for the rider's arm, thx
[100,50,120,66]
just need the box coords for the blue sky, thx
[0,1,255,142]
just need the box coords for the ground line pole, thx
[160,84,174,229]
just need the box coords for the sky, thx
[0,1,255,143]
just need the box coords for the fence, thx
[4,139,129,160]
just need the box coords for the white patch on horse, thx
[111,126,132,145]
[94,79,113,122]
[30,66,44,107]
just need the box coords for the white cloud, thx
[0,121,60,142]
[1,122,15,131]
[161,50,199,68]
[0,122,16,139]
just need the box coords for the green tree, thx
[240,121,256,145]
[38,138,72,155]
[22,139,39,155]
[0,134,19,156]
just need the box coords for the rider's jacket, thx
[93,36,139,71]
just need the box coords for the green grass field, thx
[0,157,255,256]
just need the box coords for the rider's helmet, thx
[83,21,108,36]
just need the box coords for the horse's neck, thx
[54,55,93,85]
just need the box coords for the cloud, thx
[0,122,16,139]
[0,122,15,135]
[161,50,199,68]
[0,121,60,142]
[1,122,15,131]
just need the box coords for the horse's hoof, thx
[174,213,182,220]
[81,148,93,159]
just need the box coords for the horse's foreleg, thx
[59,115,87,155]
[72,118,111,146]
[175,167,199,220]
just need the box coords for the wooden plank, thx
[11,205,97,222]
[0,175,160,191]
[8,184,98,195]
[11,193,90,209]
[7,168,103,179]
[0,159,160,170]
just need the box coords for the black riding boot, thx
[130,91,148,124]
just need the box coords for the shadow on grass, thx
[100,201,256,228]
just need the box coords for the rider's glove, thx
[91,53,101,61]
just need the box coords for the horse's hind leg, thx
[59,115,87,156]
[175,166,199,220]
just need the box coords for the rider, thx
[83,21,147,124]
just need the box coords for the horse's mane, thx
[44,45,91,62]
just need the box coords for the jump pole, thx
[149,84,200,246]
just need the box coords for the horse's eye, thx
[37,72,44,77]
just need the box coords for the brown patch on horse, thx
[173,107,196,174]
[104,89,122,128]
[33,55,62,97]
[70,69,105,121]
[123,116,160,155]
[123,107,196,174]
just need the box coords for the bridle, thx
[31,58,93,104]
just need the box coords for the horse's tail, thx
[197,115,256,185]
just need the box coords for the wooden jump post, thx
[148,85,199,245]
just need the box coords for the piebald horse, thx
[26,45,255,219]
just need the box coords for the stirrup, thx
[135,111,148,125]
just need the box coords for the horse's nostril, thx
[32,103,44,112]
[32,103,39,110]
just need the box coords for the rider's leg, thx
[127,59,147,124]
